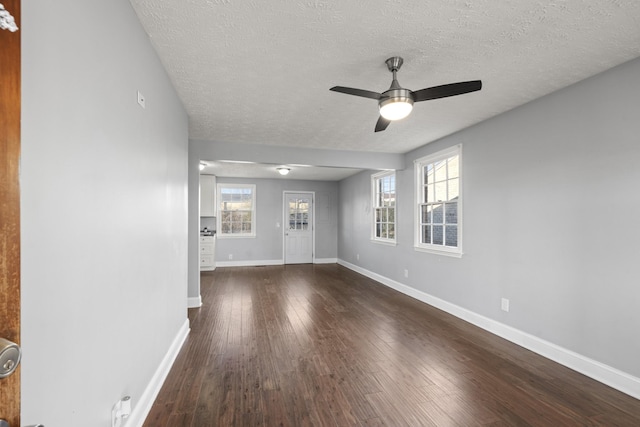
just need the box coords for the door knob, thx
[0,337,21,379]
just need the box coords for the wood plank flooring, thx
[144,264,640,426]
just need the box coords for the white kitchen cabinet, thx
[199,235,216,271]
[200,174,216,217]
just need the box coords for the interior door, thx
[284,192,313,264]
[0,0,22,425]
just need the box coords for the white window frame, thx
[216,183,256,238]
[371,170,397,245]
[414,145,463,257]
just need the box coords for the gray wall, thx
[22,1,189,425]
[339,57,640,379]
[215,177,338,263]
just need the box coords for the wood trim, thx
[0,0,21,424]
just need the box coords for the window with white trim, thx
[217,184,256,237]
[372,171,396,243]
[415,146,462,256]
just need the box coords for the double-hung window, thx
[372,171,396,244]
[217,184,256,238]
[415,146,462,256]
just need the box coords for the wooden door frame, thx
[282,191,315,264]
[0,0,21,424]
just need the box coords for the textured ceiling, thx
[130,0,640,155]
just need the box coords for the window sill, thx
[371,238,397,247]
[217,234,256,239]
[414,245,463,258]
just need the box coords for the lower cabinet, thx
[199,235,216,271]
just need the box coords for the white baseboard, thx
[126,318,190,427]
[313,258,338,264]
[216,258,338,267]
[215,259,284,267]
[187,295,202,308]
[337,259,640,400]
[314,258,338,264]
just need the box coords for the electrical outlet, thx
[501,298,510,312]
[112,396,131,427]
[404,269,409,278]
[228,254,233,260]
[137,91,145,109]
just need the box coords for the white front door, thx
[284,192,313,264]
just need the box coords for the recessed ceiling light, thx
[199,162,206,171]
[277,167,290,176]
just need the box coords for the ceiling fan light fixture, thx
[379,89,414,121]
[277,167,290,176]
[379,99,413,121]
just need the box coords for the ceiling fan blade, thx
[330,86,381,100]
[375,116,391,132]
[412,80,482,102]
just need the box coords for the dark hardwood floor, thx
[144,264,640,426]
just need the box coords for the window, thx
[372,171,396,243]
[217,184,256,237]
[415,146,462,256]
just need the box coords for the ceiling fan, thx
[330,57,482,132]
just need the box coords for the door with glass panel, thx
[284,192,313,264]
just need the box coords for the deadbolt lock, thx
[0,337,21,379]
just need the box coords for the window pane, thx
[448,155,459,179]
[381,192,388,207]
[432,204,443,224]
[422,205,431,224]
[445,225,457,247]
[435,160,447,182]
[388,224,395,239]
[219,185,255,236]
[435,182,446,202]
[416,149,461,251]
[422,225,431,244]
[427,184,435,203]
[448,178,459,201]
[445,202,457,224]
[433,225,443,245]
[425,164,434,184]
[373,173,396,241]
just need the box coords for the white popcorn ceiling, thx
[130,0,640,155]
